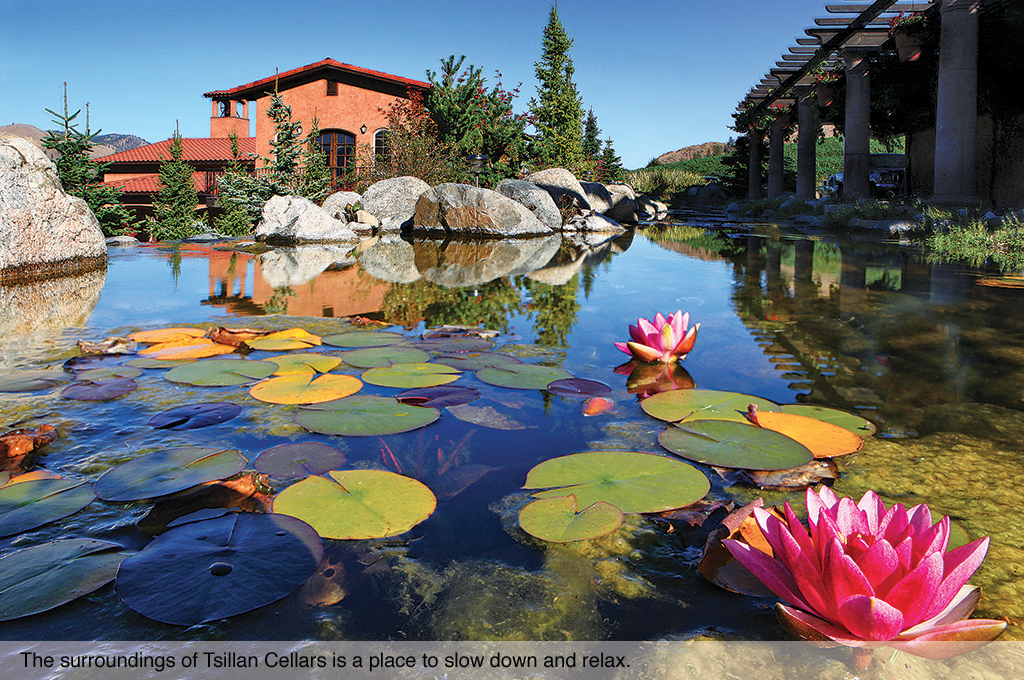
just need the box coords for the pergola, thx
[738,0,982,205]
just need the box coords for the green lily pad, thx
[518,496,624,542]
[658,419,815,470]
[75,366,144,381]
[641,389,780,423]
[126,357,199,369]
[263,353,342,376]
[362,363,461,389]
[253,442,347,479]
[322,331,406,348]
[0,539,127,622]
[245,337,318,352]
[0,370,71,393]
[294,395,440,436]
[433,352,523,371]
[342,346,430,369]
[115,512,322,626]
[94,447,248,502]
[164,358,278,386]
[413,337,496,353]
[0,478,96,538]
[547,378,613,398]
[524,451,710,514]
[476,364,573,390]
[272,470,437,540]
[779,404,878,437]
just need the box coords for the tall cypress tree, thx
[528,4,585,171]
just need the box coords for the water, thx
[1,216,1022,642]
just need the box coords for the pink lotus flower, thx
[725,487,1005,668]
[614,311,699,363]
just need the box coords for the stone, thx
[413,183,553,237]
[377,215,411,233]
[563,211,627,233]
[606,184,636,201]
[321,191,362,220]
[414,235,561,287]
[354,209,379,228]
[581,181,638,223]
[0,137,106,284]
[635,196,668,220]
[254,195,358,245]
[524,168,591,212]
[106,235,140,246]
[495,179,562,230]
[259,245,358,288]
[358,235,421,284]
[361,176,430,223]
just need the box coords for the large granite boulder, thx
[361,176,430,223]
[563,211,628,233]
[321,191,362,220]
[524,168,591,212]
[582,181,638,223]
[413,183,553,237]
[358,235,421,283]
[259,245,358,288]
[255,195,358,245]
[495,179,563,231]
[413,235,562,287]
[0,137,106,283]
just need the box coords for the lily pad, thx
[524,451,710,514]
[413,337,496,353]
[249,374,363,405]
[547,378,613,398]
[63,355,126,372]
[164,358,278,386]
[0,371,71,393]
[253,442,347,479]
[245,328,321,352]
[0,478,96,538]
[295,395,440,436]
[433,352,523,371]
[362,363,462,389]
[641,389,780,423]
[658,420,814,470]
[263,353,342,376]
[519,496,624,542]
[115,512,322,626]
[139,338,237,360]
[779,404,878,437]
[272,469,437,540]
[61,378,138,401]
[448,404,530,430]
[0,539,127,622]
[342,346,430,369]
[75,366,144,381]
[749,411,864,459]
[476,364,573,390]
[128,327,207,344]
[126,357,198,369]
[147,402,242,430]
[395,385,479,408]
[94,447,248,502]
[322,331,407,348]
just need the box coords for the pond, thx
[1,212,1021,644]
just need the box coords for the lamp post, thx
[466,154,488,187]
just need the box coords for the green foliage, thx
[582,108,601,160]
[924,211,1024,271]
[147,132,201,241]
[298,116,332,202]
[528,4,586,171]
[822,198,905,229]
[623,166,705,197]
[265,91,304,190]
[519,274,580,347]
[595,138,625,184]
[41,89,131,236]
[426,55,529,186]
[214,132,258,236]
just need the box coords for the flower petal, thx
[614,341,634,357]
[912,516,950,563]
[723,539,819,615]
[775,603,868,647]
[670,324,699,360]
[889,619,1006,659]
[625,341,664,363]
[838,595,906,641]
[903,585,980,635]
[823,537,875,604]
[925,537,990,620]
[856,490,886,535]
[855,538,900,592]
[883,550,944,627]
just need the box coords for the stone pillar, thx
[842,48,872,200]
[748,132,764,201]
[933,0,980,205]
[767,115,786,199]
[796,90,818,200]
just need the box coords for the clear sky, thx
[2,0,830,169]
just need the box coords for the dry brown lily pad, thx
[137,473,273,535]
[712,459,839,490]
[208,327,272,348]
[655,498,737,530]
[1,425,57,472]
[697,499,781,597]
[77,337,137,355]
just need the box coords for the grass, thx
[924,210,1024,271]
[623,166,706,197]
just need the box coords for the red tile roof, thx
[96,137,257,164]
[203,58,431,99]
[104,172,214,194]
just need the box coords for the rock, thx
[354,209,379,228]
[606,184,636,200]
[321,191,362,220]
[377,215,411,233]
[726,202,741,213]
[106,235,140,246]
[0,137,107,284]
[259,245,358,288]
[635,196,668,220]
[255,195,358,245]
[413,235,562,287]
[603,185,639,222]
[495,179,562,230]
[581,181,638,223]
[358,235,421,283]
[564,211,627,233]
[361,176,430,223]
[413,183,553,237]
[524,168,591,211]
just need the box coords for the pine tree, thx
[148,130,200,241]
[41,85,131,236]
[265,90,304,192]
[298,116,331,202]
[214,132,257,236]
[528,4,585,171]
[582,108,602,160]
[597,138,625,184]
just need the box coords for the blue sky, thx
[2,0,829,169]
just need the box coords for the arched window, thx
[374,129,390,163]
[319,129,356,186]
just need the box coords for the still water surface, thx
[1,215,1021,641]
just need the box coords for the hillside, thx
[654,141,731,166]
[0,124,148,159]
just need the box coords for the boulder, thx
[0,137,106,284]
[636,196,669,220]
[413,183,553,237]
[583,181,638,223]
[321,191,362,220]
[564,211,628,233]
[358,235,421,283]
[495,179,562,230]
[361,176,430,223]
[259,245,358,288]
[413,235,562,287]
[525,168,591,211]
[255,195,358,245]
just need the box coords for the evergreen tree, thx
[148,130,200,241]
[41,86,131,236]
[214,132,257,236]
[582,108,602,160]
[528,4,586,171]
[298,116,332,202]
[265,90,304,192]
[596,137,625,183]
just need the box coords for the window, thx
[374,129,390,163]
[319,130,356,186]
[218,101,231,117]
[326,80,338,96]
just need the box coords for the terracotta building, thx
[99,58,431,221]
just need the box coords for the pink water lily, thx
[724,487,1005,667]
[614,311,699,363]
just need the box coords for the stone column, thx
[748,132,764,201]
[796,90,818,200]
[933,0,980,205]
[767,115,786,199]
[842,48,872,200]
